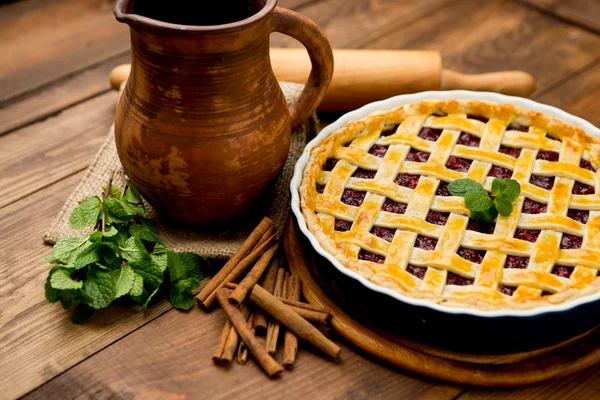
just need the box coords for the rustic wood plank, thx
[0,173,178,400]
[521,0,600,34]
[271,0,454,49]
[0,91,118,209]
[24,304,462,400]
[0,0,129,103]
[365,0,600,96]
[0,53,129,136]
[455,364,600,400]
[534,59,600,127]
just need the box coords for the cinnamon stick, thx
[229,243,279,306]
[197,217,273,303]
[251,225,276,251]
[224,283,331,324]
[200,231,277,309]
[253,256,279,335]
[212,319,232,363]
[283,275,301,370]
[266,269,287,355]
[220,304,250,364]
[248,285,341,361]
[237,311,255,365]
[216,289,283,378]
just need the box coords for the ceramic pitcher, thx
[114,0,333,224]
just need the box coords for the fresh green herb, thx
[44,172,211,324]
[448,177,521,222]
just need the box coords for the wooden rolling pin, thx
[110,48,535,112]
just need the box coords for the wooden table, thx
[1,0,599,398]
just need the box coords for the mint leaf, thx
[494,197,514,217]
[470,208,498,223]
[74,242,120,269]
[50,269,83,290]
[103,198,132,224]
[464,191,493,212]
[46,237,90,264]
[71,304,95,324]
[124,183,142,204]
[169,278,198,310]
[83,268,124,309]
[168,251,208,283]
[102,184,122,200]
[69,196,102,228]
[119,236,147,262]
[121,201,147,218]
[130,273,144,297]
[492,178,521,203]
[115,265,135,298]
[448,178,484,197]
[45,270,62,303]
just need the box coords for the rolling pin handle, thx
[441,69,535,97]
[109,64,131,91]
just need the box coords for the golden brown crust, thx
[299,100,600,311]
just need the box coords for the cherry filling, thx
[407,264,427,279]
[358,249,385,264]
[536,150,559,161]
[514,229,540,243]
[381,198,407,214]
[371,226,396,242]
[446,271,474,286]
[352,168,376,179]
[561,234,582,249]
[504,256,529,269]
[530,175,555,190]
[541,291,554,297]
[522,199,547,214]
[507,123,529,132]
[426,211,449,226]
[369,144,388,158]
[467,219,495,234]
[418,127,442,141]
[457,247,485,264]
[457,132,481,147]
[467,114,489,123]
[498,285,516,296]
[436,181,451,196]
[432,110,447,117]
[446,156,473,172]
[499,145,522,158]
[380,124,399,137]
[552,265,574,278]
[334,219,352,232]
[580,159,596,172]
[341,189,366,206]
[415,235,438,250]
[322,158,338,171]
[395,173,419,189]
[488,166,512,179]
[316,183,325,194]
[567,209,589,224]
[406,149,430,162]
[573,181,595,195]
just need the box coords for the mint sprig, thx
[45,172,212,324]
[448,178,521,222]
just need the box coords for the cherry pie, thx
[299,100,600,310]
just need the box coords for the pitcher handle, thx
[271,7,334,131]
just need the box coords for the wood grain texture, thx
[521,0,600,34]
[0,53,129,136]
[0,0,129,103]
[23,304,462,400]
[366,0,600,95]
[0,173,176,400]
[0,91,118,209]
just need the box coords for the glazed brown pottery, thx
[114,0,333,224]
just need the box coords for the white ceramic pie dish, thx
[290,90,600,321]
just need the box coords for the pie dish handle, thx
[271,7,334,131]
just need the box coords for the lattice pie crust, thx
[299,100,600,310]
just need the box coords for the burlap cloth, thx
[43,82,316,259]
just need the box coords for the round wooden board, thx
[283,217,600,387]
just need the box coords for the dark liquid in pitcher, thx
[132,0,266,26]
